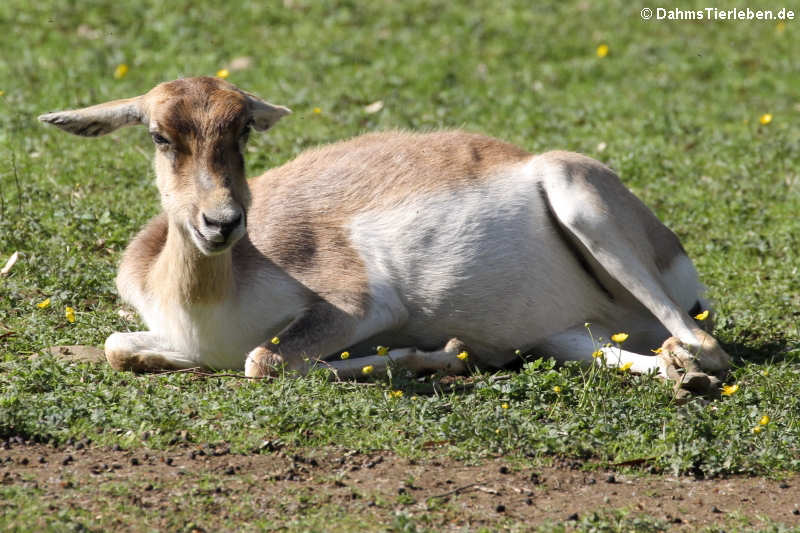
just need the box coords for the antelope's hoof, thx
[658,337,722,401]
[245,346,285,378]
[443,337,470,355]
[681,372,712,394]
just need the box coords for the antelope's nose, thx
[202,212,243,242]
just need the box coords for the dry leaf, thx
[117,308,137,321]
[1,251,18,276]
[76,24,101,39]
[364,100,384,114]
[49,345,106,364]
[227,56,253,71]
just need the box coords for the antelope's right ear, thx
[38,96,145,137]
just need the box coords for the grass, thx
[1,0,800,530]
[2,356,799,476]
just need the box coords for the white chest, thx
[135,279,302,369]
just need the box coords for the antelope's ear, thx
[245,92,291,131]
[38,96,145,137]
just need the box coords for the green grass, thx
[1,0,800,529]
[2,356,799,476]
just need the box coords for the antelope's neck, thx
[148,221,234,305]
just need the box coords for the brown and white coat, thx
[39,77,730,392]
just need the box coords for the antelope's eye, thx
[151,132,170,146]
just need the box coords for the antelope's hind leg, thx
[104,331,199,372]
[534,326,721,399]
[533,326,666,375]
[540,159,731,375]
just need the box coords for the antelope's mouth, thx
[189,223,238,255]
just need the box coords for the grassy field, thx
[1,0,799,530]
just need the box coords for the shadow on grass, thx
[725,336,800,366]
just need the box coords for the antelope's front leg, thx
[322,337,471,380]
[104,331,198,372]
[245,303,358,378]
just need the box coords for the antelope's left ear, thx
[38,96,146,137]
[245,92,291,131]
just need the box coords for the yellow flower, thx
[592,349,604,359]
[618,361,633,372]
[361,365,374,375]
[596,44,609,58]
[340,351,350,360]
[390,390,403,398]
[456,351,469,361]
[752,426,762,434]
[313,107,322,114]
[776,21,786,33]
[270,336,280,345]
[759,415,770,426]
[0,90,4,97]
[376,345,389,356]
[611,333,629,343]
[552,386,562,394]
[37,298,51,309]
[584,322,591,328]
[760,113,773,125]
[651,348,663,354]
[761,370,769,377]
[113,63,128,80]
[721,383,739,396]
[216,69,230,79]
[501,403,509,409]
[694,310,709,321]
[65,306,76,323]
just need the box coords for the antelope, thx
[39,77,730,395]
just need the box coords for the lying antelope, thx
[39,77,730,393]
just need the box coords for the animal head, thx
[39,77,290,255]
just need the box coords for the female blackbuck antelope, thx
[40,77,730,394]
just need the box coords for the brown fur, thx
[116,214,167,303]
[151,223,233,305]
[41,78,727,387]
[249,130,531,215]
[139,79,252,304]
[239,130,532,315]
[150,81,251,216]
[120,129,528,314]
[43,81,533,314]
[118,214,235,305]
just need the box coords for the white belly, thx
[348,164,614,362]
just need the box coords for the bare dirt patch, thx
[1,439,799,531]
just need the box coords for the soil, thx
[1,439,799,531]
